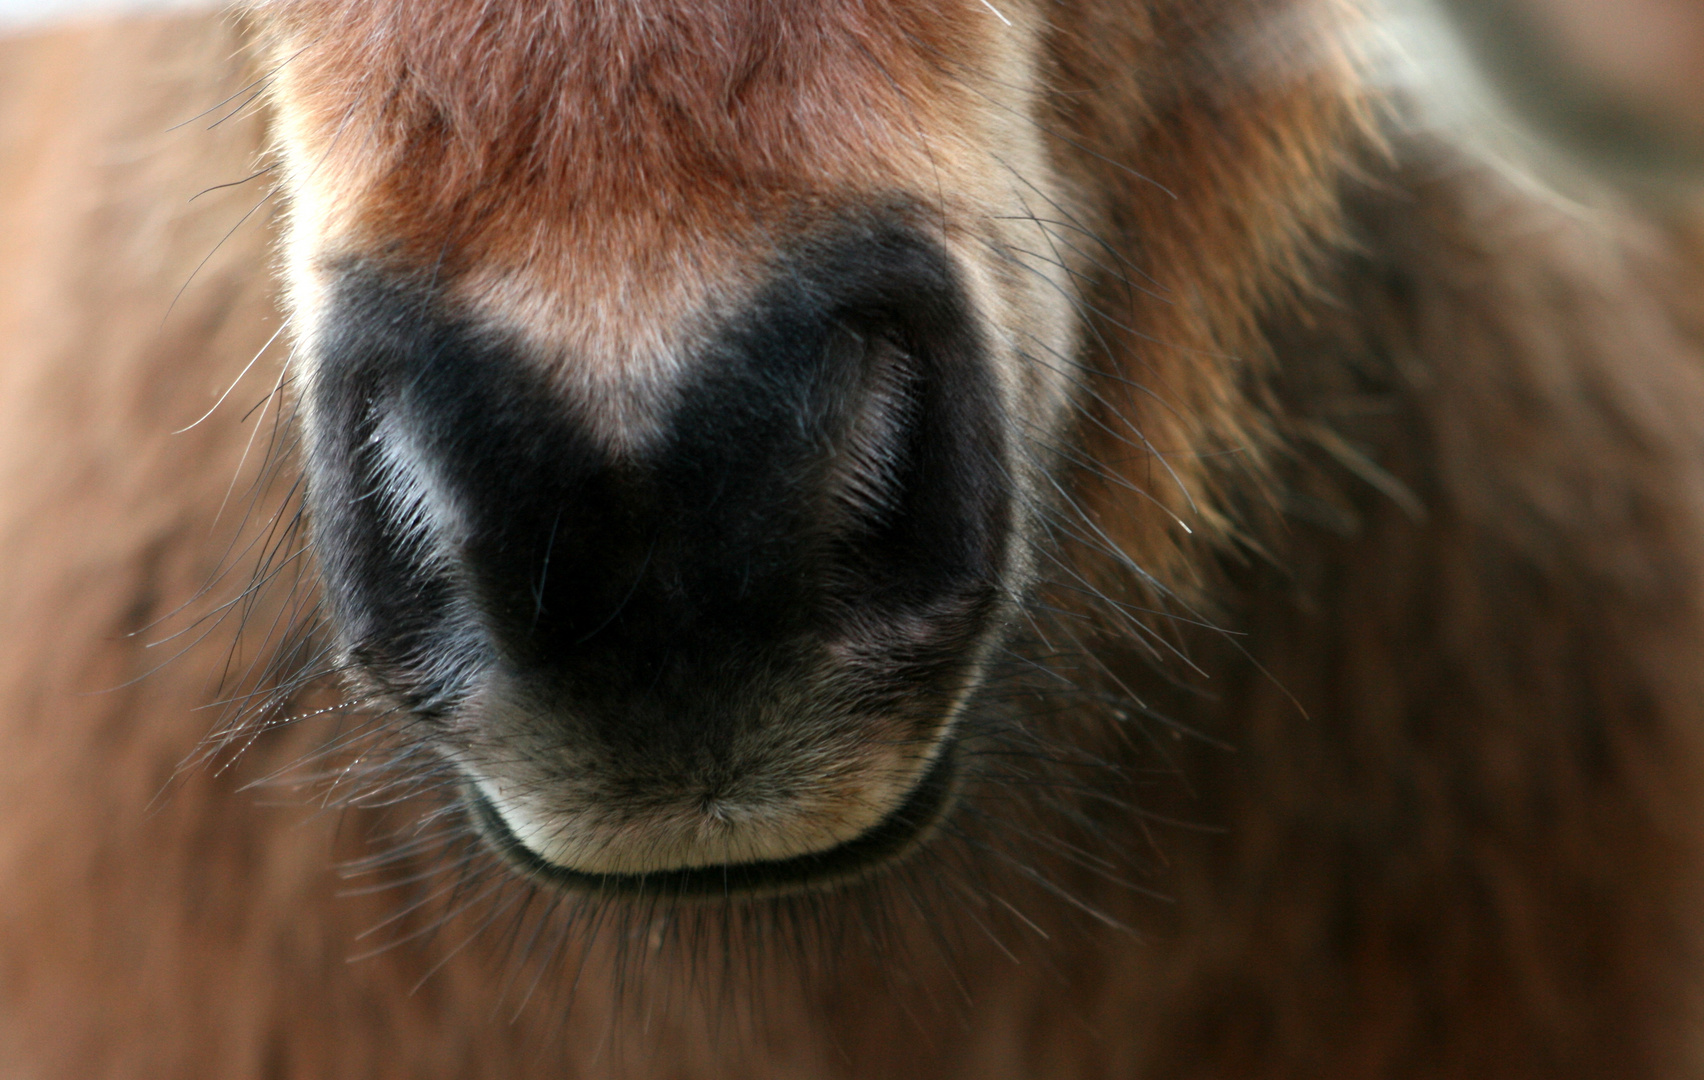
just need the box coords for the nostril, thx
[363,409,464,571]
[825,328,923,528]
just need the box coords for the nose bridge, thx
[269,0,1035,407]
[271,1,965,248]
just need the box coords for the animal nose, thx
[305,220,1013,861]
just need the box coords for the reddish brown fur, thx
[268,0,984,255]
[7,2,1704,1078]
[267,1,1006,399]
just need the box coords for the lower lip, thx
[463,742,962,899]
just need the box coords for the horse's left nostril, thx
[821,329,923,529]
[302,217,1014,882]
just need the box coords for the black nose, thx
[305,219,1013,748]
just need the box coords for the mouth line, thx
[463,741,961,898]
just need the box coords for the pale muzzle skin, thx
[257,0,1081,892]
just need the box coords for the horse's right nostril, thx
[301,216,1016,882]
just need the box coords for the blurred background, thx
[0,0,204,31]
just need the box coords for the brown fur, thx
[6,3,1704,1077]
